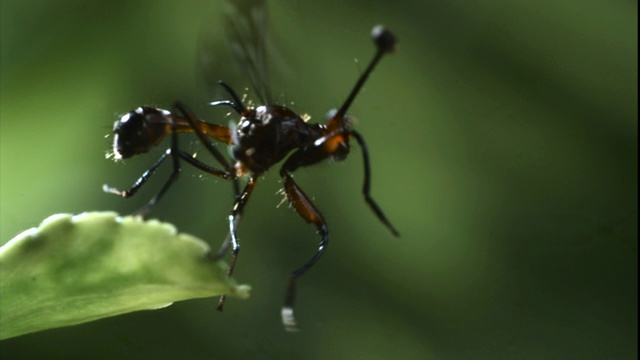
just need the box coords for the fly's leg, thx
[350,130,399,236]
[278,152,329,332]
[215,175,258,311]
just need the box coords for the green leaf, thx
[0,212,250,340]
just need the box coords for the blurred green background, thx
[1,0,637,359]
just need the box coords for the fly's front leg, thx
[279,152,329,332]
[350,130,399,236]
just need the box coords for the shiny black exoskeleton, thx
[104,25,399,331]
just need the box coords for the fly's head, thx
[320,25,397,161]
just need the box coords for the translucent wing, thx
[223,0,271,104]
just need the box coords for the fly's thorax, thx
[229,104,321,174]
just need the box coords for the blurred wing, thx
[223,0,271,104]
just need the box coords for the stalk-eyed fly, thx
[104,0,399,331]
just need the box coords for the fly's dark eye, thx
[372,25,397,53]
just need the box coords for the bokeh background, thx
[1,0,637,359]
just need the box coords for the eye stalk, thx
[333,25,397,124]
